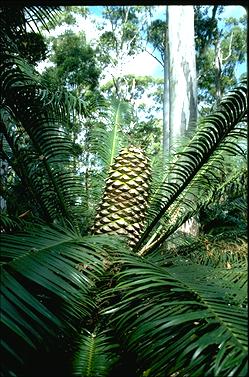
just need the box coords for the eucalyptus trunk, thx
[168,5,197,150]
[167,6,198,235]
[162,7,170,158]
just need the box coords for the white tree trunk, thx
[168,6,199,236]
[168,6,197,149]
[162,7,169,158]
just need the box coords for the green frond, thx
[23,6,61,33]
[0,41,88,227]
[0,212,26,232]
[105,252,248,377]
[90,97,132,175]
[0,6,61,38]
[213,166,247,202]
[73,328,119,377]
[144,159,247,255]
[136,80,247,254]
[161,232,248,284]
[0,224,119,374]
[88,98,133,210]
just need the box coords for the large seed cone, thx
[92,146,151,247]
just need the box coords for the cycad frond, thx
[0,38,87,227]
[213,166,247,202]
[90,97,132,175]
[73,328,119,377]
[144,159,247,255]
[0,224,121,373]
[105,251,248,377]
[136,80,247,254]
[87,98,134,214]
[0,6,61,37]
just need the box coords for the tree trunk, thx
[162,7,169,158]
[167,6,199,236]
[168,6,197,150]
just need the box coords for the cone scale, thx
[92,146,151,247]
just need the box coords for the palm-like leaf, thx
[141,158,247,256]
[0,33,89,227]
[136,80,247,253]
[73,328,119,377]
[87,98,133,215]
[104,251,247,377]
[0,223,125,374]
[90,97,132,173]
[0,6,61,37]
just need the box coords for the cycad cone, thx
[93,146,151,247]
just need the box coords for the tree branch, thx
[222,31,234,62]
[145,48,164,67]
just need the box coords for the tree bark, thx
[162,7,169,158]
[167,6,199,236]
[168,6,197,150]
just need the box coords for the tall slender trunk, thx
[162,7,169,159]
[168,6,197,149]
[167,6,199,236]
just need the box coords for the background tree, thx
[195,6,247,111]
[41,28,104,212]
[147,16,169,157]
[93,6,164,159]
[147,7,197,157]
[96,6,152,98]
[167,6,197,151]
[44,30,100,93]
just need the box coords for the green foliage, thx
[200,168,247,239]
[100,75,163,158]
[104,251,247,376]
[12,31,47,65]
[136,80,247,254]
[0,7,104,231]
[0,6,247,377]
[101,6,142,54]
[43,6,89,29]
[73,329,119,377]
[0,223,124,375]
[195,7,247,105]
[0,52,86,227]
[90,98,132,169]
[0,6,61,37]
[147,18,166,63]
[45,30,100,92]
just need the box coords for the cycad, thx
[92,146,151,247]
[0,6,248,377]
